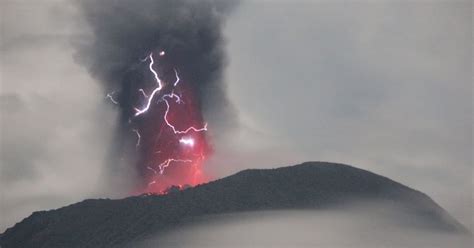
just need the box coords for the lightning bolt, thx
[134,52,163,117]
[162,93,208,134]
[157,158,193,175]
[138,89,149,98]
[132,50,209,187]
[147,166,158,174]
[106,92,119,104]
[179,137,195,147]
[132,129,141,148]
[173,69,180,86]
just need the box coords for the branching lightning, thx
[81,0,231,195]
[134,53,163,117]
[106,92,119,105]
[162,93,208,134]
[128,50,209,190]
[157,158,193,175]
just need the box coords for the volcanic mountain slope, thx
[0,162,468,248]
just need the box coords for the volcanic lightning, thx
[173,69,180,86]
[138,89,148,98]
[134,53,163,117]
[126,50,210,193]
[157,158,193,175]
[179,137,195,147]
[162,93,208,134]
[106,92,118,105]
[132,129,141,148]
[78,0,236,196]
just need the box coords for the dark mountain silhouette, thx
[0,162,467,248]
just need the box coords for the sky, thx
[1,0,472,232]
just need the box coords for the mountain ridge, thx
[0,161,468,248]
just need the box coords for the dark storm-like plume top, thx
[75,0,238,121]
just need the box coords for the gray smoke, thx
[75,0,238,120]
[73,0,239,190]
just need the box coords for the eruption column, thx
[77,0,236,195]
[128,51,210,193]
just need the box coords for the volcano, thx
[0,162,468,248]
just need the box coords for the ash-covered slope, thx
[0,162,467,248]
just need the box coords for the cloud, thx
[135,209,472,248]
[0,0,471,235]
[219,0,472,230]
[0,0,117,231]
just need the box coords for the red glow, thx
[132,52,211,194]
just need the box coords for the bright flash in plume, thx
[108,50,211,193]
[179,137,195,147]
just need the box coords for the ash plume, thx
[74,0,239,193]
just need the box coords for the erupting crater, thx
[109,51,212,194]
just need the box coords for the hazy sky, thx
[1,0,472,232]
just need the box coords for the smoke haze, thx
[1,0,471,235]
[75,0,238,123]
[1,0,115,232]
[74,0,239,191]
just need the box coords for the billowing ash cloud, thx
[74,0,239,192]
[75,0,237,120]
